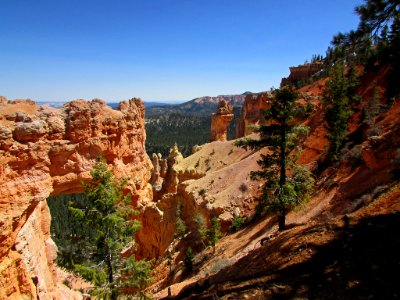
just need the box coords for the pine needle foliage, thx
[323,63,360,164]
[69,158,152,299]
[235,87,314,230]
[207,217,222,253]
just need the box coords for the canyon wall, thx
[235,92,272,138]
[0,97,152,299]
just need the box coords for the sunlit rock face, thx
[210,100,234,142]
[0,97,152,299]
[235,92,272,138]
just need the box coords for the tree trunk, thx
[278,209,286,231]
[105,231,117,300]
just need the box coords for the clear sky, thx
[0,0,363,102]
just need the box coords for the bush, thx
[175,203,186,237]
[175,217,186,237]
[239,182,249,192]
[207,217,222,252]
[198,188,207,197]
[184,247,194,272]
[230,216,246,232]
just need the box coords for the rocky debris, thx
[236,92,272,138]
[210,100,234,142]
[0,98,152,299]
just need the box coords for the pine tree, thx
[207,217,222,253]
[356,0,399,37]
[175,203,187,237]
[235,87,314,230]
[69,158,152,299]
[323,63,354,164]
[184,247,194,272]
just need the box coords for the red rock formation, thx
[235,92,272,138]
[210,100,234,142]
[280,62,324,86]
[149,143,183,201]
[0,97,152,299]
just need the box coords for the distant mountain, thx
[146,92,250,117]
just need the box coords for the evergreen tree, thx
[69,158,152,299]
[207,217,222,253]
[47,194,97,270]
[355,0,399,37]
[184,247,194,272]
[387,14,400,100]
[175,203,187,238]
[323,63,354,164]
[235,87,313,230]
[362,82,381,137]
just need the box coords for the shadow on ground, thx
[171,212,400,299]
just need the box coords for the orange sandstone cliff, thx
[235,92,272,138]
[210,100,234,142]
[0,97,152,299]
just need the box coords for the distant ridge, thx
[146,92,254,116]
[145,92,253,157]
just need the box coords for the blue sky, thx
[0,0,363,102]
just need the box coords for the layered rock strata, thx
[0,97,152,299]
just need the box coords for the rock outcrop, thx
[0,97,152,299]
[149,143,183,201]
[280,61,324,87]
[138,144,184,258]
[210,100,234,142]
[236,92,272,138]
[137,138,260,259]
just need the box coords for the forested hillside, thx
[145,103,242,157]
[47,194,96,269]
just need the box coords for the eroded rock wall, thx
[210,100,234,142]
[236,92,272,138]
[0,97,152,299]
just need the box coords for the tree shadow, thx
[170,212,400,299]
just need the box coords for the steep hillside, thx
[144,69,400,299]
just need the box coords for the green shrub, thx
[184,247,194,272]
[230,216,246,232]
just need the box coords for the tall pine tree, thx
[235,87,314,230]
[70,158,152,299]
[323,63,359,164]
